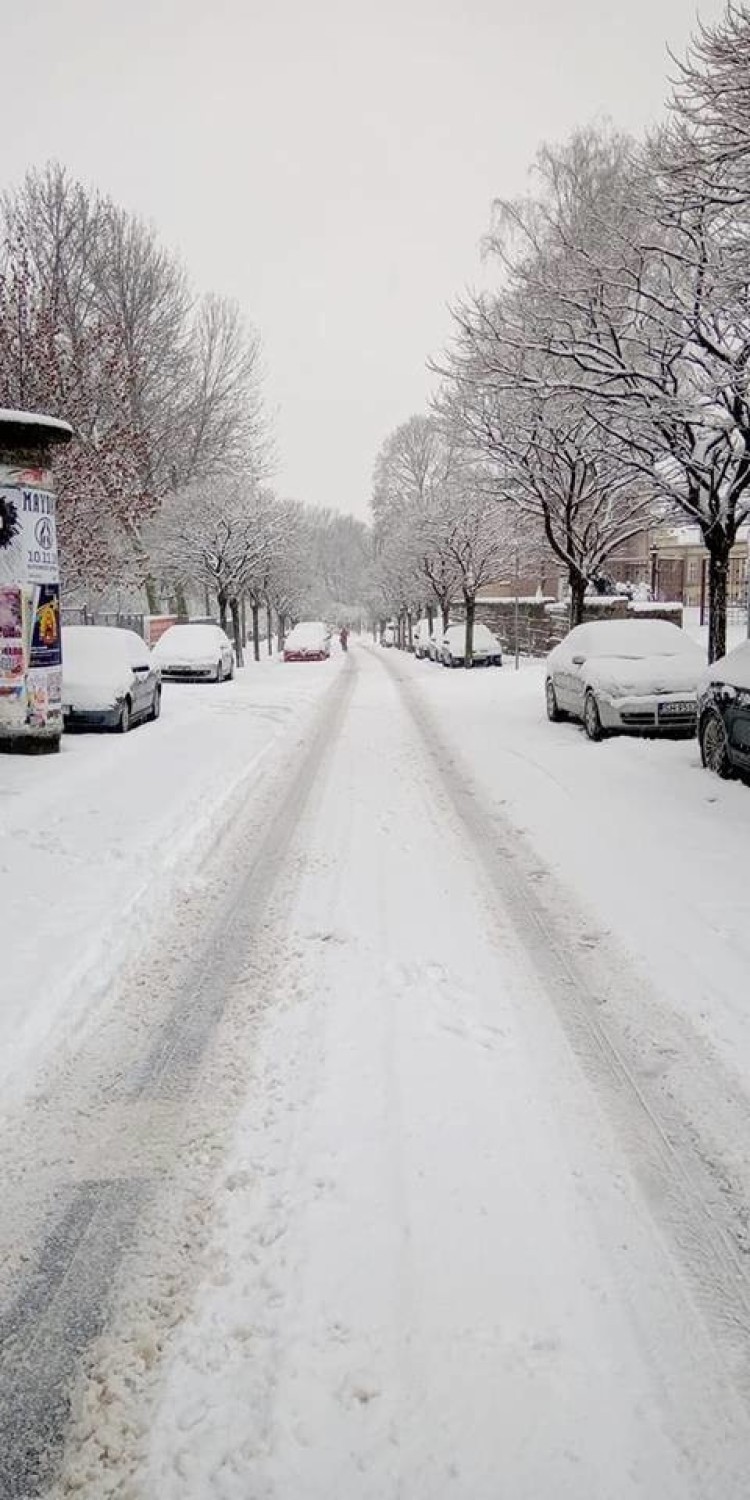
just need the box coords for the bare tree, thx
[461,122,750,658]
[1,163,272,607]
[436,288,655,626]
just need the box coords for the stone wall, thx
[450,597,684,657]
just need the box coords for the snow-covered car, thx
[427,621,445,662]
[545,619,704,741]
[151,623,235,682]
[381,623,396,648]
[283,621,331,662]
[413,618,434,658]
[698,640,750,780]
[440,622,503,667]
[62,626,161,732]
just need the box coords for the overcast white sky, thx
[0,0,727,518]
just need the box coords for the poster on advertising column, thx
[0,466,62,736]
[0,584,26,697]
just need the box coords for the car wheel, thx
[700,709,733,778]
[150,687,161,721]
[118,698,132,733]
[583,690,604,742]
[546,678,564,722]
[215,660,223,683]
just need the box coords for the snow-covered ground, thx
[407,652,750,1083]
[3,641,750,1498]
[0,655,341,1105]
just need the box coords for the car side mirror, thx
[572,654,586,666]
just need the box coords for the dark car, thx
[698,640,750,780]
[62,626,161,732]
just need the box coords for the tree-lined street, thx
[1,644,750,1496]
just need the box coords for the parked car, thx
[382,623,396,647]
[698,640,750,779]
[62,626,161,732]
[151,623,234,682]
[413,619,433,659]
[440,622,503,667]
[283,621,331,662]
[427,621,446,662]
[545,619,704,741]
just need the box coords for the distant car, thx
[152,623,234,682]
[283,621,331,662]
[698,640,750,779]
[413,619,431,658]
[427,621,446,662]
[62,626,161,732]
[440,622,503,667]
[413,618,444,659]
[382,623,396,648]
[545,619,703,741]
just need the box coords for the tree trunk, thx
[218,592,228,633]
[406,611,414,651]
[145,576,159,613]
[241,596,247,646]
[174,582,188,621]
[707,540,731,663]
[442,601,450,632]
[427,604,435,633]
[464,593,475,667]
[278,614,286,652]
[230,598,243,666]
[266,602,273,655]
[252,602,261,662]
[205,587,211,617]
[569,570,587,628]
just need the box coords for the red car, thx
[283,621,331,662]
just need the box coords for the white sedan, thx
[545,619,704,740]
[151,623,235,682]
[440,622,503,667]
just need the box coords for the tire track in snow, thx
[378,647,750,1405]
[0,660,357,1499]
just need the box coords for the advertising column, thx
[0,410,72,753]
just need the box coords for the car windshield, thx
[286,621,327,646]
[154,625,223,655]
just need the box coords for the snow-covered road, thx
[3,644,750,1498]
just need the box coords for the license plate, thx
[659,700,694,716]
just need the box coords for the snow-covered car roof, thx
[444,622,500,648]
[285,621,329,646]
[152,624,230,660]
[701,639,750,691]
[62,626,149,707]
[553,619,701,660]
[62,625,146,665]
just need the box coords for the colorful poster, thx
[0,585,26,696]
[30,584,62,668]
[0,465,60,735]
[0,584,23,639]
[25,669,49,728]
